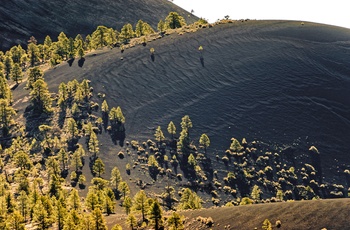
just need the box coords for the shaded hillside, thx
[13,20,350,183]
[0,0,196,50]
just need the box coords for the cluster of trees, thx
[0,11,189,77]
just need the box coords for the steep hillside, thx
[13,20,350,185]
[0,0,196,50]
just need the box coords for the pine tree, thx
[85,188,99,211]
[44,36,53,60]
[89,131,99,159]
[93,158,105,177]
[109,106,125,124]
[135,20,145,37]
[157,19,165,33]
[92,26,109,49]
[11,63,23,84]
[8,210,25,230]
[179,188,202,210]
[135,20,154,37]
[27,42,39,67]
[33,199,55,230]
[17,191,28,221]
[30,79,52,114]
[58,148,68,171]
[63,209,80,230]
[10,45,25,64]
[44,35,52,47]
[84,35,93,51]
[104,188,115,215]
[80,79,90,101]
[165,12,186,29]
[91,208,107,230]
[68,37,76,59]
[149,199,163,230]
[187,154,196,167]
[118,181,130,201]
[26,66,44,89]
[167,212,184,230]
[4,53,13,79]
[71,149,83,172]
[199,133,210,154]
[13,151,32,170]
[251,185,262,201]
[65,118,79,141]
[180,115,192,135]
[101,100,109,114]
[132,190,149,222]
[0,73,12,103]
[123,196,132,214]
[107,28,118,48]
[126,214,137,230]
[167,121,176,140]
[5,192,16,213]
[57,32,69,59]
[162,185,175,210]
[54,196,67,230]
[0,98,16,136]
[148,155,159,168]
[67,189,81,211]
[154,126,165,146]
[110,167,122,192]
[119,23,134,43]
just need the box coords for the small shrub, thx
[225,201,233,207]
[214,180,221,187]
[240,197,253,205]
[126,163,131,174]
[211,190,219,197]
[223,186,231,193]
[177,174,182,180]
[309,146,319,154]
[78,174,86,185]
[118,151,125,159]
[205,217,214,226]
[70,171,77,181]
[275,220,282,228]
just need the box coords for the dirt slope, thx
[181,198,350,230]
[0,0,196,50]
[104,198,350,229]
[12,20,350,184]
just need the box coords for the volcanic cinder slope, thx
[13,20,350,182]
[0,0,196,50]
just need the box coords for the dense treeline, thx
[0,11,190,73]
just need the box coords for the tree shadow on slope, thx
[108,123,125,147]
[78,58,85,67]
[200,57,204,67]
[24,105,52,139]
[67,58,75,67]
